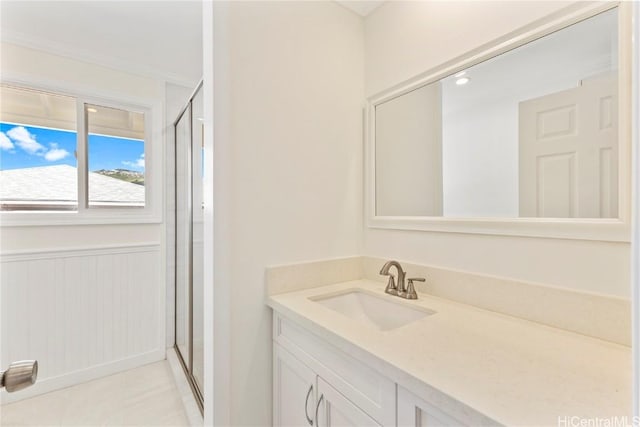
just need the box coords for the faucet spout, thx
[379,260,406,295]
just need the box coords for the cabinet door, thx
[316,377,381,427]
[274,344,317,427]
[397,386,465,427]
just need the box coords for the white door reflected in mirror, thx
[519,74,618,218]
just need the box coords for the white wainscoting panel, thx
[0,244,164,403]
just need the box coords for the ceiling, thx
[0,1,203,86]
[0,1,383,84]
[439,8,618,114]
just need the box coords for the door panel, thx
[316,377,381,427]
[519,74,617,218]
[274,344,316,427]
[536,152,576,217]
[397,386,465,427]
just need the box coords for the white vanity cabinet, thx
[273,344,318,426]
[273,314,396,427]
[272,313,478,427]
[274,343,380,427]
[397,386,466,427]
[316,377,380,427]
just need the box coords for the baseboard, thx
[0,349,165,405]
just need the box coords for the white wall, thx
[365,0,575,96]
[210,2,364,424]
[376,83,443,216]
[0,42,168,399]
[0,41,166,253]
[0,1,202,88]
[0,41,167,254]
[631,2,640,417]
[364,1,630,297]
[1,245,163,404]
[443,99,519,217]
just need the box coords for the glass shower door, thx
[191,86,204,395]
[175,103,191,369]
[174,81,204,410]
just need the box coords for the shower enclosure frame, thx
[173,80,204,414]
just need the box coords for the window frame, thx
[0,80,162,226]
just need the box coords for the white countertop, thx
[267,280,631,426]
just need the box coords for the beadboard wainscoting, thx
[0,243,165,404]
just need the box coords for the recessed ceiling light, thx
[456,77,471,86]
[87,107,98,113]
[454,71,466,78]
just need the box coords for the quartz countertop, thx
[267,280,631,426]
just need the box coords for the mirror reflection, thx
[375,8,618,219]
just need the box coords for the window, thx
[0,84,151,216]
[0,87,78,210]
[86,104,145,207]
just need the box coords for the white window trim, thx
[0,78,164,226]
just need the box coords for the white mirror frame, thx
[365,1,632,242]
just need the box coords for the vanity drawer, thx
[273,313,395,426]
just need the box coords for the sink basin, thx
[310,289,435,331]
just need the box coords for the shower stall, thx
[174,81,204,411]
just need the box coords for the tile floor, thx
[0,361,191,426]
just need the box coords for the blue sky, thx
[0,123,145,172]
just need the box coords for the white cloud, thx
[6,126,45,154]
[0,132,14,151]
[122,153,145,169]
[44,143,70,161]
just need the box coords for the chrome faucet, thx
[379,260,423,300]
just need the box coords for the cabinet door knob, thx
[304,384,314,425]
[315,394,324,427]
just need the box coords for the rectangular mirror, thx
[368,4,630,241]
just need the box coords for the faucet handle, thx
[401,277,424,300]
[384,275,398,296]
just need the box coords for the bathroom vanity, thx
[268,277,630,426]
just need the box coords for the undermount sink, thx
[310,289,435,331]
